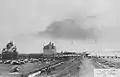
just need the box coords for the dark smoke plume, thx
[38,19,96,40]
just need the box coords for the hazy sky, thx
[0,0,120,53]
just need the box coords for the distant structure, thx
[1,41,18,61]
[43,42,56,54]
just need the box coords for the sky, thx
[0,0,120,54]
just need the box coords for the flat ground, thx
[27,57,83,77]
[0,62,53,77]
[0,60,63,77]
[0,57,120,77]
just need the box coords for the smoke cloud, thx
[38,19,96,40]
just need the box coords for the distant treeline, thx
[1,51,120,60]
[0,53,54,60]
[0,52,77,60]
[0,53,43,60]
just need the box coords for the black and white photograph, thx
[0,0,120,77]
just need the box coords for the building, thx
[43,42,56,54]
[1,41,18,60]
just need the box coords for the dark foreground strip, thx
[25,60,65,77]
